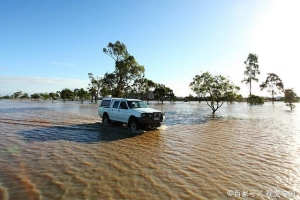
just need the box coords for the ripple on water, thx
[0,100,300,199]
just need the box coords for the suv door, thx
[117,101,129,123]
[109,100,120,121]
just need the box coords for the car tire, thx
[102,114,111,124]
[129,118,139,132]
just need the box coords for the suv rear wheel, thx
[102,114,111,124]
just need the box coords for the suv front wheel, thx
[129,118,139,132]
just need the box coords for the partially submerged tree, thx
[103,41,145,97]
[49,92,57,102]
[77,88,89,103]
[242,53,260,97]
[130,77,147,99]
[88,73,102,103]
[13,90,22,99]
[60,88,74,102]
[20,93,29,100]
[31,93,40,101]
[260,73,284,104]
[284,89,297,110]
[153,84,174,104]
[190,72,240,114]
[40,93,49,101]
[131,78,154,100]
[247,95,264,105]
[189,76,204,103]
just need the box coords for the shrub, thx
[247,95,264,105]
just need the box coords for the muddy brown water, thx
[0,100,299,200]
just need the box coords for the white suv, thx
[98,98,164,131]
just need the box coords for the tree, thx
[260,73,284,104]
[131,77,148,99]
[73,88,79,101]
[60,88,74,102]
[49,92,57,102]
[41,93,49,101]
[189,76,204,103]
[87,73,102,103]
[190,72,240,114]
[31,93,40,101]
[77,88,89,103]
[56,91,61,100]
[242,53,260,97]
[13,91,22,99]
[131,78,156,100]
[20,93,29,100]
[188,94,193,103]
[247,95,264,105]
[153,84,174,104]
[103,41,145,97]
[284,89,297,110]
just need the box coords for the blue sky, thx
[1,0,299,97]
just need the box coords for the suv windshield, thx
[127,101,148,109]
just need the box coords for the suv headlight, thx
[141,113,146,117]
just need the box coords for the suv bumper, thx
[136,117,163,126]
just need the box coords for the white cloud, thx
[0,76,90,95]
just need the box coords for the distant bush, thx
[247,95,264,105]
[284,89,297,110]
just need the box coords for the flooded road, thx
[0,100,300,199]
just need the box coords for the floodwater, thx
[0,100,300,200]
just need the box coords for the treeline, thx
[189,53,299,113]
[2,41,177,104]
[1,41,299,112]
[2,88,90,103]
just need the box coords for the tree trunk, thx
[249,80,252,96]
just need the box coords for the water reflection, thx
[17,122,147,143]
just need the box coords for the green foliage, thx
[41,93,49,100]
[284,89,297,110]
[49,92,57,102]
[13,90,22,99]
[0,95,11,99]
[260,73,284,104]
[190,72,240,114]
[103,41,145,97]
[30,93,40,100]
[242,53,260,96]
[20,93,29,100]
[153,84,174,104]
[87,73,102,103]
[60,88,74,102]
[77,88,89,103]
[131,78,156,100]
[188,94,193,102]
[247,95,264,105]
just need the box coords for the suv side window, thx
[112,101,120,108]
[101,100,111,107]
[119,101,128,109]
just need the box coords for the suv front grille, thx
[143,112,161,119]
